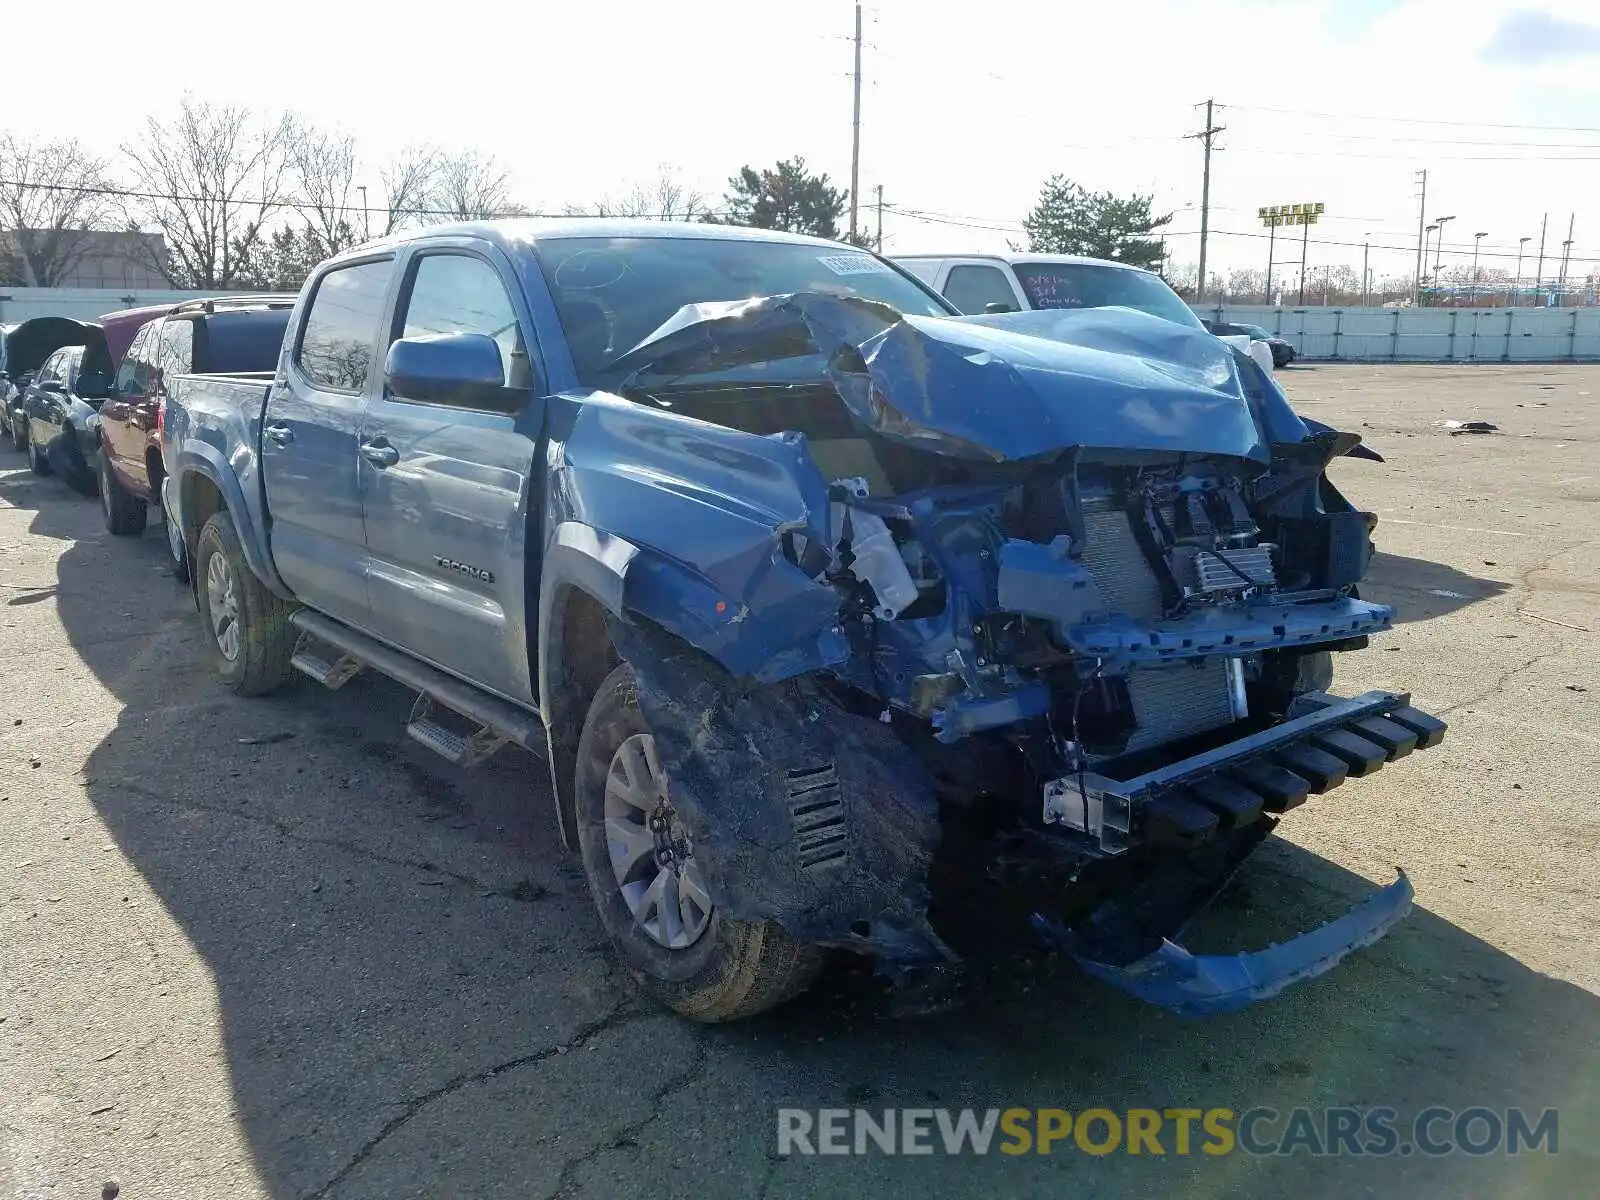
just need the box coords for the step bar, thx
[1044,690,1446,852]
[289,609,545,758]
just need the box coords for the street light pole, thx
[1422,224,1438,305]
[1433,215,1456,294]
[1362,235,1371,305]
[1471,232,1487,305]
[1514,236,1530,306]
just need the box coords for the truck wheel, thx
[575,663,823,1022]
[99,454,147,536]
[195,512,297,696]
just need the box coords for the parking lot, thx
[1,363,1596,1198]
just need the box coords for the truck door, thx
[357,246,543,704]
[262,255,396,627]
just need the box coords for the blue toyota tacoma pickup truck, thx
[161,219,1445,1021]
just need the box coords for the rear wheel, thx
[575,663,823,1022]
[99,453,148,536]
[194,512,297,696]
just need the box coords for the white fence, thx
[1192,304,1600,363]
[0,287,242,324]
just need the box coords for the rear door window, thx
[297,259,395,391]
[942,264,1020,314]
[156,318,195,386]
[201,309,292,374]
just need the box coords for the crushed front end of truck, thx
[570,293,1446,1015]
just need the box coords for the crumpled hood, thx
[609,293,1300,464]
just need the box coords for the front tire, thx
[99,453,148,535]
[194,512,297,696]
[575,663,823,1022]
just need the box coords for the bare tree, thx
[377,146,441,235]
[430,150,524,221]
[567,167,709,221]
[0,134,115,286]
[287,119,360,250]
[121,96,293,288]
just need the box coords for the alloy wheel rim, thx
[205,551,241,662]
[603,732,713,949]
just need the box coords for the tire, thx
[575,663,823,1022]
[99,453,147,535]
[26,430,51,476]
[194,511,297,696]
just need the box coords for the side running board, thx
[289,609,545,765]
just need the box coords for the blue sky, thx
[7,0,1599,282]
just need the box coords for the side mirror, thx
[38,379,66,394]
[385,333,524,411]
[983,301,1019,314]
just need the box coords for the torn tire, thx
[574,662,823,1022]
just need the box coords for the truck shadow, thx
[25,468,1595,1199]
[1361,550,1509,624]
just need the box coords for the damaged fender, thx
[545,391,847,682]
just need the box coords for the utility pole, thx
[1297,215,1311,304]
[1556,212,1575,302]
[1515,236,1530,306]
[1265,222,1275,303]
[1362,238,1370,305]
[848,3,863,243]
[1188,99,1224,302]
[874,184,884,252]
[357,185,370,241]
[1534,212,1547,305]
[1432,214,1456,288]
[1471,232,1487,304]
[1412,169,1427,305]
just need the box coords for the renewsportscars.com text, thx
[776,1106,1558,1158]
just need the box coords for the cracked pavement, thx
[2,364,1597,1198]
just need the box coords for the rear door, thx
[357,244,543,703]
[262,255,397,627]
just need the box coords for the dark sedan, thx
[1203,320,1296,368]
[21,343,114,491]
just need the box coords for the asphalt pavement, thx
[2,363,1597,1198]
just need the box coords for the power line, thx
[1223,102,1600,135]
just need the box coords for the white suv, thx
[893,253,1275,375]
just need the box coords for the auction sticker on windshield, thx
[817,254,891,275]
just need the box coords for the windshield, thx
[1011,262,1202,329]
[534,235,952,386]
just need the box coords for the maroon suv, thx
[96,295,294,540]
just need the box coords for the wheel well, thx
[546,587,620,851]
[179,473,225,559]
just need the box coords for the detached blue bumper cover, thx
[1040,870,1413,1016]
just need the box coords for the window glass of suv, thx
[398,254,527,388]
[298,260,394,391]
[941,264,1019,314]
[156,318,195,386]
[1011,262,1203,328]
[115,323,157,396]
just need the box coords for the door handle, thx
[265,423,294,446]
[360,440,400,468]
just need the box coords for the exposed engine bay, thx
[593,292,1446,1013]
